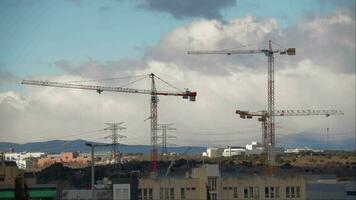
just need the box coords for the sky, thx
[0,0,355,149]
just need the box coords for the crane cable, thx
[153,74,185,92]
[61,74,148,84]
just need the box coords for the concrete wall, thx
[113,184,130,200]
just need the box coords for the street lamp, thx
[85,142,114,200]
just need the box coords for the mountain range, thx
[0,139,205,154]
[0,132,354,154]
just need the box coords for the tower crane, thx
[21,73,197,175]
[188,40,295,166]
[236,109,344,172]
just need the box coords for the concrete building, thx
[285,147,324,154]
[245,141,262,150]
[113,184,130,200]
[306,176,356,200]
[4,152,45,170]
[222,146,246,157]
[202,148,224,158]
[0,161,19,186]
[138,164,306,200]
[203,142,269,158]
[36,152,90,169]
[0,161,58,199]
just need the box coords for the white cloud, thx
[0,10,354,148]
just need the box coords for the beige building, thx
[139,164,306,200]
[0,161,20,186]
[36,152,90,169]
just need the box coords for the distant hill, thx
[277,132,355,151]
[0,139,206,154]
[1,133,354,154]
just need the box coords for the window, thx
[160,188,164,200]
[270,187,274,198]
[346,191,356,196]
[249,187,254,198]
[286,187,290,198]
[208,177,217,191]
[210,193,217,200]
[233,187,238,198]
[291,186,295,198]
[181,188,185,199]
[192,187,196,191]
[170,188,175,200]
[123,189,129,199]
[244,187,249,198]
[254,187,259,199]
[138,189,142,200]
[0,176,4,182]
[208,177,217,200]
[229,187,233,190]
[165,188,169,198]
[275,187,280,198]
[223,187,228,190]
[148,188,153,200]
[265,187,269,198]
[143,188,148,200]
[296,186,300,198]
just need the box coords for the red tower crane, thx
[21,73,197,175]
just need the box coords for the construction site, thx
[0,41,350,200]
[0,1,355,200]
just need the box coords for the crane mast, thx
[188,40,295,166]
[22,73,197,176]
[150,74,159,174]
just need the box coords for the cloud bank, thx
[0,8,354,148]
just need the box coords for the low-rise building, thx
[245,141,262,150]
[202,148,224,158]
[4,152,46,170]
[36,152,90,169]
[0,161,19,186]
[306,176,356,200]
[285,147,323,154]
[222,146,246,157]
[138,164,307,200]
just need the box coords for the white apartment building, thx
[285,147,324,154]
[4,152,46,169]
[202,148,224,158]
[222,146,245,157]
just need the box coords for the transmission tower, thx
[104,122,127,163]
[157,124,176,157]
